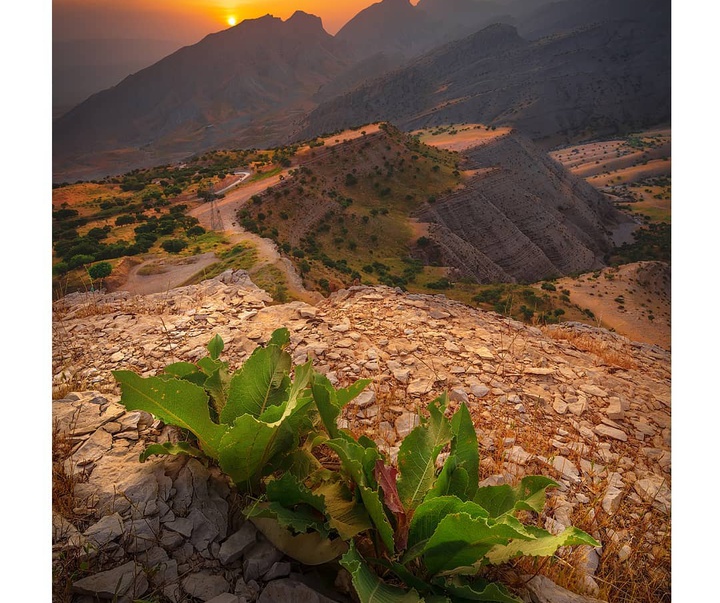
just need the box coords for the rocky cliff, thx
[415,131,632,283]
[52,270,670,602]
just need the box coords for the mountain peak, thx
[286,10,327,35]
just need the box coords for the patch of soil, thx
[556,262,670,349]
[117,252,219,296]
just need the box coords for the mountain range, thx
[53,0,670,181]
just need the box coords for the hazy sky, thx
[54,0,422,43]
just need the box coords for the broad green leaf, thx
[336,379,372,406]
[248,501,330,537]
[327,438,370,486]
[250,516,347,565]
[163,362,196,375]
[421,512,533,576]
[340,542,422,603]
[357,435,378,450]
[197,356,226,377]
[112,371,226,459]
[485,525,600,565]
[434,576,522,603]
[266,473,326,513]
[426,455,456,501]
[397,395,453,512]
[312,374,372,439]
[473,476,558,518]
[218,416,281,490]
[312,376,342,439]
[278,448,324,481]
[204,367,229,416]
[259,361,313,424]
[359,484,396,554]
[221,344,292,423]
[315,481,373,540]
[218,391,315,489]
[139,441,205,463]
[449,404,480,499]
[268,328,291,348]
[407,497,489,560]
[207,334,224,360]
[327,439,395,552]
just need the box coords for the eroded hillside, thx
[242,124,631,291]
[416,130,632,283]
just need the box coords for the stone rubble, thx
[52,271,671,602]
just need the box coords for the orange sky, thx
[54,0,421,41]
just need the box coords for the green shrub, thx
[426,278,452,290]
[88,261,112,281]
[161,239,188,253]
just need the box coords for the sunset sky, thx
[54,0,421,42]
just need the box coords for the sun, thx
[227,16,237,27]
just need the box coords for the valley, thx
[53,122,671,349]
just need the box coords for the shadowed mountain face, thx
[415,132,631,283]
[53,11,351,180]
[298,12,670,145]
[335,0,437,60]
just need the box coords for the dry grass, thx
[544,329,638,370]
[52,421,96,603]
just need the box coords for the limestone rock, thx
[257,578,340,603]
[594,424,628,442]
[219,522,258,565]
[83,513,124,548]
[634,476,671,514]
[72,561,148,602]
[243,540,284,582]
[182,572,231,601]
[522,574,606,602]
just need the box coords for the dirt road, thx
[116,253,218,296]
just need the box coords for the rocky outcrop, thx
[415,132,632,282]
[52,271,670,601]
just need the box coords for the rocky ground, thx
[52,270,671,603]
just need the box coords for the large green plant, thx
[113,331,599,602]
[113,329,316,492]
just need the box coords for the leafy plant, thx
[113,331,599,603]
[113,329,317,492]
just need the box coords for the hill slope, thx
[415,130,632,283]
[239,124,631,289]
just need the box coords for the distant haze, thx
[53,0,421,115]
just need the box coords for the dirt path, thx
[116,253,218,296]
[188,174,323,305]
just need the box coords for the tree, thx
[162,239,188,253]
[88,261,112,281]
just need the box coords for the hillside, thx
[335,0,437,60]
[298,15,670,145]
[52,272,670,603]
[240,124,630,293]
